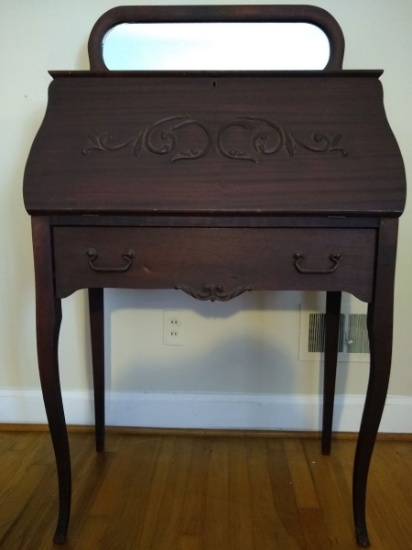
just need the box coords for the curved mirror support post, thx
[102,23,330,71]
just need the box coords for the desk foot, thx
[321,445,331,456]
[355,525,371,547]
[53,528,68,545]
[95,436,105,453]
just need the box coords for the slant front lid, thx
[23,71,405,216]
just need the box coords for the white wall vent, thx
[300,307,369,362]
[307,312,345,353]
[347,313,370,354]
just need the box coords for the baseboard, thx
[0,389,411,433]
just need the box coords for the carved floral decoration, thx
[82,115,348,163]
[175,284,252,302]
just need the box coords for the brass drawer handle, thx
[86,248,135,272]
[293,251,342,274]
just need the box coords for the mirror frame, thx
[88,5,345,71]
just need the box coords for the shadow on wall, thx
[75,287,342,430]
[54,285,356,431]
[107,288,298,391]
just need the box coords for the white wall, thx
[1,0,411,431]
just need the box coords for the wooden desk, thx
[23,5,406,546]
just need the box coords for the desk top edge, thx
[48,70,384,79]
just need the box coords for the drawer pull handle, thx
[293,252,342,274]
[87,248,135,272]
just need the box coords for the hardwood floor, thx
[1,427,412,549]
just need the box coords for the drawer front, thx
[53,227,375,301]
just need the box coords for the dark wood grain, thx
[53,226,376,301]
[24,73,405,216]
[23,4,406,547]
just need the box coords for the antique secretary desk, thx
[23,4,406,547]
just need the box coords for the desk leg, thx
[322,291,342,455]
[32,217,71,544]
[88,288,105,452]
[353,218,397,547]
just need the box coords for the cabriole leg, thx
[32,217,71,544]
[353,218,398,547]
[353,297,393,547]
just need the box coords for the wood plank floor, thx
[1,428,412,549]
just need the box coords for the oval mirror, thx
[102,22,330,71]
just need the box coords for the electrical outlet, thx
[163,311,185,346]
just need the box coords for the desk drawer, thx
[53,227,375,301]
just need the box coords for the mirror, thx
[102,23,330,71]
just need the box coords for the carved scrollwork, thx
[294,133,348,157]
[145,116,213,162]
[81,133,136,155]
[82,116,348,163]
[217,117,348,163]
[217,117,285,162]
[82,115,212,162]
[175,284,252,302]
